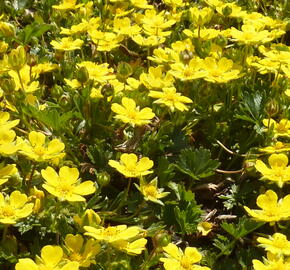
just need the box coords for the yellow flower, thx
[15,245,79,270]
[52,0,83,10]
[0,112,19,130]
[112,238,147,255]
[0,128,19,155]
[89,31,123,52]
[230,25,272,45]
[255,154,290,188]
[140,66,174,89]
[111,97,155,126]
[17,131,65,163]
[84,224,143,242]
[77,61,115,83]
[160,243,210,270]
[197,221,213,236]
[201,57,242,83]
[257,233,290,256]
[259,141,290,153]
[135,178,169,205]
[50,37,83,51]
[244,190,290,224]
[170,58,207,81]
[113,17,141,36]
[0,164,17,185]
[253,252,290,270]
[108,153,153,178]
[63,234,100,267]
[41,166,96,202]
[262,118,290,137]
[0,191,34,224]
[149,87,193,112]
[8,65,39,93]
[142,9,176,37]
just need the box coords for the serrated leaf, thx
[221,217,264,239]
[173,147,220,180]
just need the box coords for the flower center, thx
[1,205,15,217]
[144,186,158,197]
[70,252,83,262]
[103,227,118,237]
[34,146,46,156]
[58,183,73,196]
[276,123,288,133]
[180,257,192,269]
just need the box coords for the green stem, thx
[16,70,25,92]
[2,225,8,243]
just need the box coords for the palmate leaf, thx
[173,147,220,180]
[221,216,264,239]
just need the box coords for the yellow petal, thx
[29,131,45,147]
[10,191,28,208]
[59,166,79,184]
[41,245,63,267]
[64,234,84,253]
[41,166,59,186]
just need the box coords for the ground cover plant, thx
[0,0,289,269]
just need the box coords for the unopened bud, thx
[0,22,15,37]
[76,66,89,84]
[1,78,16,93]
[265,99,279,117]
[74,209,101,228]
[96,171,110,187]
[0,41,8,54]
[222,6,232,16]
[8,46,27,71]
[117,62,133,80]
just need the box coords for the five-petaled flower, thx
[41,166,96,202]
[255,153,290,187]
[244,190,290,225]
[111,97,155,127]
[0,191,34,224]
[160,243,210,270]
[108,153,154,178]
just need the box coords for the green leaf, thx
[221,216,264,239]
[173,147,220,180]
[165,184,202,235]
[19,22,52,44]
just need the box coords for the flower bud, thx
[0,78,16,94]
[153,230,171,248]
[222,6,232,16]
[74,209,101,228]
[265,98,279,117]
[76,66,89,84]
[96,171,110,187]
[8,46,27,71]
[117,62,133,80]
[0,41,8,54]
[0,22,15,37]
